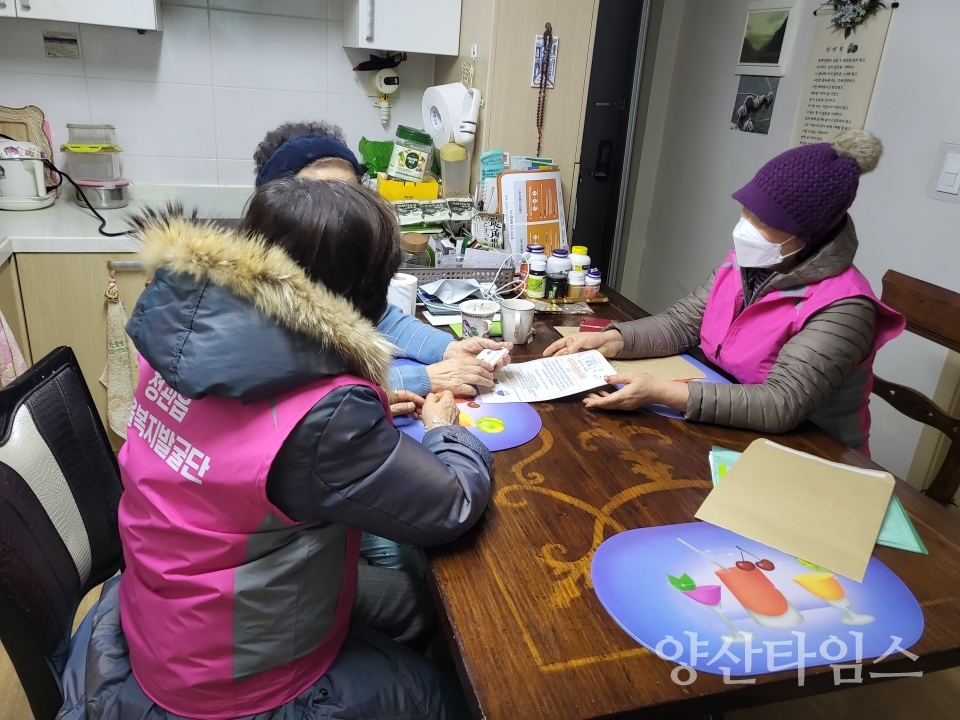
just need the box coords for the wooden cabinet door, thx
[0,256,31,365]
[17,254,147,448]
[15,0,160,30]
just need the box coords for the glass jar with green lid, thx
[387,125,434,183]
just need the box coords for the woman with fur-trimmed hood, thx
[58,178,488,719]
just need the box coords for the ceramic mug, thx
[460,299,500,338]
[500,298,535,344]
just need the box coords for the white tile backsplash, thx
[0,71,91,150]
[213,86,327,159]
[88,79,217,157]
[217,158,257,186]
[82,6,212,85]
[210,1,327,20]
[1,4,433,185]
[122,156,220,185]
[0,18,85,77]
[210,11,326,92]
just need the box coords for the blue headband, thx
[255,133,364,187]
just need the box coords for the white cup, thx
[460,299,500,338]
[501,298,535,344]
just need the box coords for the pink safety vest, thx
[118,355,390,719]
[699,251,904,452]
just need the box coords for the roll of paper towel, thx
[387,273,418,316]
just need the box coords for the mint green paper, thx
[708,446,927,555]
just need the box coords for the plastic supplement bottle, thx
[566,270,586,299]
[526,259,547,298]
[584,268,602,299]
[568,245,591,272]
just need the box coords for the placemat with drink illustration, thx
[591,522,923,677]
[391,359,542,452]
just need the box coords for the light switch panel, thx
[925,143,960,205]
[935,152,960,194]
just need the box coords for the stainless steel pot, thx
[73,183,129,209]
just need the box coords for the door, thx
[18,253,147,448]
[0,0,16,18]
[571,0,647,278]
[15,0,159,30]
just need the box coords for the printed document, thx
[479,350,616,403]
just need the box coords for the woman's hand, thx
[427,356,496,396]
[443,337,513,370]
[583,373,690,412]
[389,389,425,418]
[421,390,460,429]
[542,329,624,358]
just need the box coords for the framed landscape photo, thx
[736,0,798,76]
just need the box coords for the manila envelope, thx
[695,439,895,582]
[552,327,707,382]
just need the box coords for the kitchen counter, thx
[0,184,253,265]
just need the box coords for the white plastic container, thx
[567,270,586,299]
[438,142,470,198]
[568,245,591,271]
[584,268,602,298]
[546,248,571,276]
[64,150,122,182]
[66,124,117,146]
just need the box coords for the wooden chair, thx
[872,270,960,506]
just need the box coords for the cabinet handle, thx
[365,0,374,40]
[20,0,30,10]
[107,260,144,271]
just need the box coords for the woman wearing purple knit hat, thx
[545,130,905,456]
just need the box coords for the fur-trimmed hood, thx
[126,206,393,402]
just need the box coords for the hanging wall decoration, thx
[790,2,894,146]
[821,0,888,38]
[730,76,780,135]
[735,0,799,77]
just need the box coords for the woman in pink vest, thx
[545,130,904,455]
[59,179,491,719]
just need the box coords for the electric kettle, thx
[0,141,55,211]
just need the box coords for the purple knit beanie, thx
[733,130,883,245]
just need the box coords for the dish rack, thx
[403,266,514,289]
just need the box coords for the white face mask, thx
[732,217,801,268]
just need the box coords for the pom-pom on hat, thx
[732,129,882,243]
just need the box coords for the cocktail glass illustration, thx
[679,539,804,629]
[669,574,747,644]
[794,571,875,625]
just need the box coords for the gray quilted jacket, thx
[613,216,877,449]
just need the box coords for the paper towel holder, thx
[421,83,482,152]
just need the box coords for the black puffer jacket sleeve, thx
[266,385,493,546]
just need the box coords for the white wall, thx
[622,0,960,479]
[0,0,435,186]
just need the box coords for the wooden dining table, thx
[422,286,960,719]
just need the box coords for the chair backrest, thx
[0,347,123,720]
[873,270,960,505]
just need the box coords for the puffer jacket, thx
[612,216,879,448]
[58,207,491,719]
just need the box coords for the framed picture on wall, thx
[736,0,799,76]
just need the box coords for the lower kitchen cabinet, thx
[16,253,147,448]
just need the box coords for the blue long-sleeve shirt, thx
[378,304,453,396]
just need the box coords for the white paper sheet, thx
[479,350,616,403]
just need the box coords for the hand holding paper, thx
[479,350,616,403]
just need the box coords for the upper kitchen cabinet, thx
[13,0,161,31]
[0,1,16,19]
[342,0,461,56]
